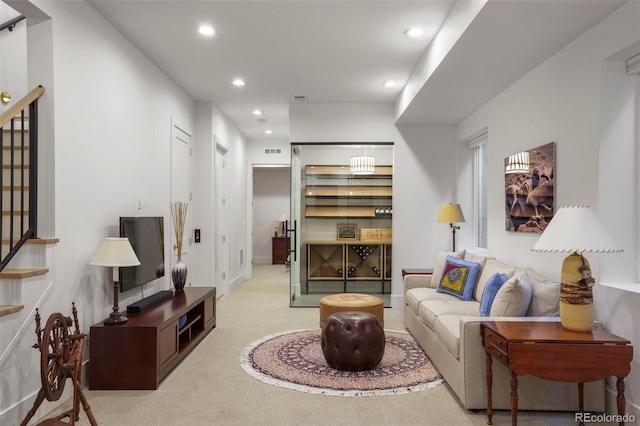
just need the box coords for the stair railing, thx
[0,86,44,271]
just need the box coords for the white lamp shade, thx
[350,155,375,175]
[437,203,465,224]
[277,211,289,222]
[90,237,141,267]
[531,205,622,253]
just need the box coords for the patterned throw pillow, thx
[435,255,481,301]
[479,272,509,316]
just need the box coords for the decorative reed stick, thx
[170,201,189,258]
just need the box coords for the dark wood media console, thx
[89,286,216,390]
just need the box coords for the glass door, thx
[289,143,393,307]
[289,145,302,305]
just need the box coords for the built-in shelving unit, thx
[304,165,393,219]
[301,164,392,294]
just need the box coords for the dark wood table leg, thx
[510,372,518,426]
[577,382,585,426]
[616,377,626,426]
[486,353,493,425]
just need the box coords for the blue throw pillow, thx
[435,255,481,301]
[479,272,509,316]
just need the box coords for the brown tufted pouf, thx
[318,293,384,328]
[320,311,385,371]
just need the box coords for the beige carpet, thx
[38,265,577,425]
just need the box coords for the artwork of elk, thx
[504,142,555,233]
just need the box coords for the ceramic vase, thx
[172,257,187,291]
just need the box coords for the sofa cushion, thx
[464,252,488,274]
[418,299,480,329]
[474,258,516,302]
[520,268,560,317]
[490,274,533,317]
[434,315,462,359]
[527,281,561,317]
[405,287,456,314]
[479,272,509,316]
[436,256,481,301]
[430,250,465,287]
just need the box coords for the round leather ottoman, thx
[321,311,385,371]
[318,293,384,328]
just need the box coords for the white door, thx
[215,140,230,295]
[170,120,192,286]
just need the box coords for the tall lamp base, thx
[104,312,128,325]
[104,280,127,325]
[559,252,594,332]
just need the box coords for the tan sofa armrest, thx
[404,273,434,291]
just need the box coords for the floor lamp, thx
[437,203,465,252]
[90,237,140,325]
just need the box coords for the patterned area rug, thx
[240,329,444,397]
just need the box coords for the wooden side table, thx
[272,237,290,264]
[481,321,633,426]
[401,268,433,278]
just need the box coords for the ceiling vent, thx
[627,53,640,75]
[264,148,282,155]
[293,95,307,102]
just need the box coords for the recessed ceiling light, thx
[198,25,215,36]
[265,130,273,134]
[252,110,263,115]
[382,80,397,88]
[404,27,423,38]
[232,79,246,87]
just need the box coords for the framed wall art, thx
[337,224,357,240]
[504,142,555,233]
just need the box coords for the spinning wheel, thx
[40,313,70,401]
[21,304,97,426]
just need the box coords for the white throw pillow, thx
[490,273,533,317]
[474,258,516,301]
[430,250,465,288]
[527,281,560,317]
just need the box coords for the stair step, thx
[2,164,29,169]
[2,186,29,190]
[2,146,30,150]
[1,129,29,134]
[0,305,24,317]
[0,267,49,279]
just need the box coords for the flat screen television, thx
[119,216,165,293]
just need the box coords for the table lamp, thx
[531,205,622,331]
[277,211,289,237]
[90,237,140,325]
[437,203,465,251]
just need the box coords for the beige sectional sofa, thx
[403,250,605,411]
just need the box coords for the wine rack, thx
[346,244,381,279]
[306,241,391,293]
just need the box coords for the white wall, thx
[0,1,197,423]
[190,102,248,294]
[252,168,289,264]
[456,1,640,415]
[0,3,28,115]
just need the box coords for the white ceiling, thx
[86,0,625,140]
